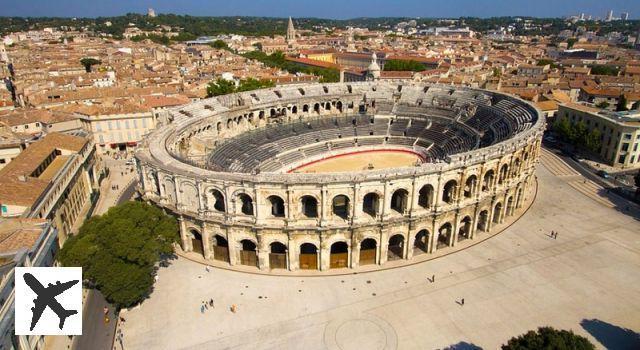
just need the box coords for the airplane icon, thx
[23,273,79,331]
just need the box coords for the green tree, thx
[58,201,178,308]
[584,128,601,153]
[206,78,236,97]
[567,38,577,49]
[502,327,595,350]
[590,65,619,76]
[236,78,275,92]
[616,94,629,112]
[211,40,229,50]
[553,118,574,142]
[80,58,101,73]
[596,101,610,109]
[383,59,427,72]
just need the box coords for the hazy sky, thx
[1,0,639,19]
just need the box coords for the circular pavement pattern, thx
[324,314,398,350]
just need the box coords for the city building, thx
[0,219,57,350]
[0,133,102,243]
[557,103,640,168]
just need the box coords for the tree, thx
[236,78,274,92]
[616,94,629,112]
[383,59,427,72]
[567,38,577,49]
[584,128,601,153]
[596,101,610,109]
[590,65,619,76]
[632,101,640,110]
[502,327,595,350]
[206,78,236,97]
[210,40,229,50]
[58,201,178,308]
[80,58,101,73]
[553,118,574,142]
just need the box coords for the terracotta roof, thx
[141,94,190,109]
[0,109,76,127]
[0,218,46,254]
[536,100,558,111]
[0,133,89,208]
[380,71,415,78]
[285,56,341,70]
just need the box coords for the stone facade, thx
[135,82,544,272]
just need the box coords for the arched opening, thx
[209,189,225,212]
[299,243,318,270]
[313,103,321,114]
[418,185,434,209]
[291,105,298,114]
[458,216,472,241]
[387,234,404,261]
[269,242,287,269]
[414,229,429,255]
[189,229,204,256]
[442,180,457,204]
[359,238,377,265]
[216,122,222,132]
[268,195,285,217]
[483,170,494,191]
[325,102,332,110]
[300,195,318,218]
[477,210,489,232]
[302,104,309,113]
[330,241,349,269]
[332,195,350,220]
[238,193,253,215]
[239,239,257,267]
[270,108,277,117]
[438,223,452,249]
[390,189,409,214]
[212,234,229,262]
[226,119,233,129]
[464,175,477,198]
[513,158,521,176]
[516,187,524,208]
[499,164,509,184]
[336,101,343,112]
[493,203,503,224]
[506,196,514,216]
[363,193,379,218]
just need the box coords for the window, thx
[35,122,40,127]
[0,159,5,164]
[108,121,113,130]
[96,123,102,132]
[133,119,138,128]
[142,119,148,128]
[125,120,130,129]
[622,143,629,152]
[623,133,632,140]
[24,125,29,129]
[618,154,627,164]
[634,144,638,152]
[98,135,104,143]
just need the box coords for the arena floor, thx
[119,150,640,350]
[289,149,423,173]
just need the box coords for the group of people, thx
[550,231,559,239]
[200,299,215,313]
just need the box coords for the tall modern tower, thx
[286,17,296,46]
[606,10,614,21]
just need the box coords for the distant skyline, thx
[1,0,639,20]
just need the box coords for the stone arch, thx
[313,103,321,114]
[212,234,229,262]
[499,164,509,184]
[239,239,257,267]
[299,242,318,270]
[300,195,319,218]
[362,192,380,218]
[180,182,199,210]
[329,241,349,269]
[464,175,477,198]
[414,229,429,255]
[493,202,503,224]
[458,216,472,241]
[442,180,458,204]
[418,184,435,209]
[237,193,254,215]
[162,177,176,203]
[208,188,226,212]
[483,170,495,191]
[332,194,350,220]
[390,189,409,214]
[359,238,377,265]
[477,210,489,232]
[336,100,343,112]
[506,196,515,216]
[267,195,286,217]
[188,228,204,256]
[387,234,405,261]
[269,241,287,269]
[437,223,453,249]
[302,104,309,113]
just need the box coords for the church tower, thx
[286,17,296,46]
[366,53,381,81]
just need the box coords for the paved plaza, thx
[120,155,640,349]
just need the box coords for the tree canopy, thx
[553,118,601,153]
[502,327,595,350]
[58,201,178,308]
[206,77,275,97]
[590,65,619,76]
[80,58,101,73]
[241,50,339,83]
[616,94,629,112]
[383,59,427,72]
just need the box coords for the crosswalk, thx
[540,149,580,177]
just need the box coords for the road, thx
[73,290,117,350]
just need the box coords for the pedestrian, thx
[555,232,559,239]
[461,298,465,305]
[432,274,435,282]
[200,304,205,313]
[205,265,210,272]
[231,304,237,313]
[209,298,214,307]
[103,307,109,315]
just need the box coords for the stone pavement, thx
[94,157,137,216]
[119,160,640,349]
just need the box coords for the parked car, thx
[596,170,609,179]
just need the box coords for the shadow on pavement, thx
[596,188,640,221]
[580,318,640,350]
[444,341,483,350]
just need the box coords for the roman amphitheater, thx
[135,82,544,273]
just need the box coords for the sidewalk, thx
[94,159,137,216]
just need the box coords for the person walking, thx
[461,298,465,306]
[209,298,214,308]
[200,304,205,314]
